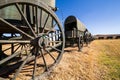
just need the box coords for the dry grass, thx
[97,39,120,80]
[44,39,120,80]
[1,39,120,80]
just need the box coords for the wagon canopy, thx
[64,16,86,32]
[39,0,56,9]
[0,0,56,20]
[0,0,56,31]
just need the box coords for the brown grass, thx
[97,39,120,80]
[44,39,120,80]
[2,39,120,80]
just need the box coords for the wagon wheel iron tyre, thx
[0,0,65,80]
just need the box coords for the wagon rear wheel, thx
[0,0,65,80]
[78,36,83,51]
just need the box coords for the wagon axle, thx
[31,34,49,49]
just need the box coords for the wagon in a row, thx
[0,0,92,80]
[0,0,65,79]
[64,16,91,51]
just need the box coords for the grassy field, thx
[2,39,116,80]
[97,40,120,80]
[43,39,120,80]
[1,39,120,80]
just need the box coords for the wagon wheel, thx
[84,36,89,46]
[0,0,65,80]
[78,36,83,51]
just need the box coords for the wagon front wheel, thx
[0,0,65,80]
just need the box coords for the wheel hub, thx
[31,34,48,48]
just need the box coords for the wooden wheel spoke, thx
[9,36,22,40]
[39,9,42,32]
[13,44,22,53]
[40,49,48,71]
[23,44,29,55]
[46,23,57,34]
[12,53,32,80]
[0,18,34,39]
[45,49,56,62]
[21,45,24,50]
[15,3,36,38]
[32,47,38,79]
[2,44,19,52]
[35,6,39,36]
[49,46,62,53]
[0,48,28,65]
[42,14,50,33]
[48,41,62,43]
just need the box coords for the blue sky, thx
[55,0,120,35]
